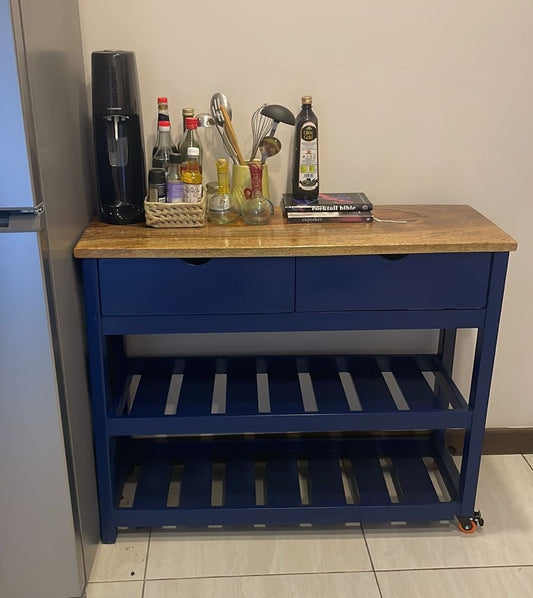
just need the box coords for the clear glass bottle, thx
[241,160,274,225]
[152,97,178,156]
[208,158,240,224]
[182,147,203,203]
[166,153,184,203]
[181,107,195,134]
[292,95,319,200]
[152,120,173,172]
[178,116,203,172]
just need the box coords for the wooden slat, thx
[175,359,214,416]
[179,457,213,508]
[265,454,301,507]
[265,358,304,415]
[224,457,256,507]
[225,358,259,416]
[74,205,517,258]
[133,459,173,509]
[391,456,439,504]
[350,456,392,505]
[128,361,173,417]
[388,357,439,411]
[308,457,346,506]
[307,357,350,413]
[346,357,398,412]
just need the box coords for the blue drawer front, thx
[296,253,491,311]
[99,258,295,316]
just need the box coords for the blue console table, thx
[74,204,516,543]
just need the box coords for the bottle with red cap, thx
[152,120,174,172]
[152,96,178,156]
[178,116,203,172]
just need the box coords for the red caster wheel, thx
[458,520,477,534]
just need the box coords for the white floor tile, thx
[144,572,381,598]
[377,566,533,598]
[146,526,372,579]
[85,580,144,598]
[364,455,533,570]
[524,454,533,468]
[89,530,149,582]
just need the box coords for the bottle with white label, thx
[292,95,319,200]
[182,147,203,203]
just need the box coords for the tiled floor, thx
[86,454,533,598]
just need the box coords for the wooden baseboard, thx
[447,428,533,455]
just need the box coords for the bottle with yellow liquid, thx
[207,158,240,224]
[182,147,202,203]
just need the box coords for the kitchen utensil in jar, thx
[219,104,246,165]
[210,93,242,164]
[259,135,282,163]
[250,104,273,160]
[260,104,296,138]
[197,111,238,163]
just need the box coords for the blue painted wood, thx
[79,246,511,539]
[264,358,305,415]
[179,456,213,508]
[432,431,459,501]
[175,358,215,417]
[81,259,117,543]
[265,452,301,507]
[388,357,439,411]
[99,257,295,316]
[224,358,259,416]
[350,456,391,505]
[390,456,438,505]
[224,457,256,507]
[306,357,350,413]
[134,456,173,510]
[107,409,471,436]
[128,360,174,417]
[345,356,398,412]
[308,456,346,506]
[458,252,509,518]
[101,308,486,335]
[115,501,460,528]
[296,253,491,311]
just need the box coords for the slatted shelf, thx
[108,354,470,435]
[114,435,459,528]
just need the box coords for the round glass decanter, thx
[241,160,274,225]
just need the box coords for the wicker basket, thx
[144,195,206,228]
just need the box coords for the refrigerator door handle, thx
[0,203,44,232]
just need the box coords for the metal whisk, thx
[250,104,273,160]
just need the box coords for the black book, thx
[282,192,373,213]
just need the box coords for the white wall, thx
[78,0,532,427]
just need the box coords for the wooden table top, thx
[73,205,517,258]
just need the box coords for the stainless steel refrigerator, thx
[0,1,100,597]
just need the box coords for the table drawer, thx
[296,253,492,311]
[98,258,294,316]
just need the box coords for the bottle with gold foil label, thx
[292,95,319,200]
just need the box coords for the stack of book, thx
[281,192,373,223]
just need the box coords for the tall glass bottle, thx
[181,107,195,134]
[208,158,240,224]
[242,160,274,225]
[152,120,173,172]
[152,97,178,155]
[182,147,203,203]
[292,95,319,200]
[178,116,203,172]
